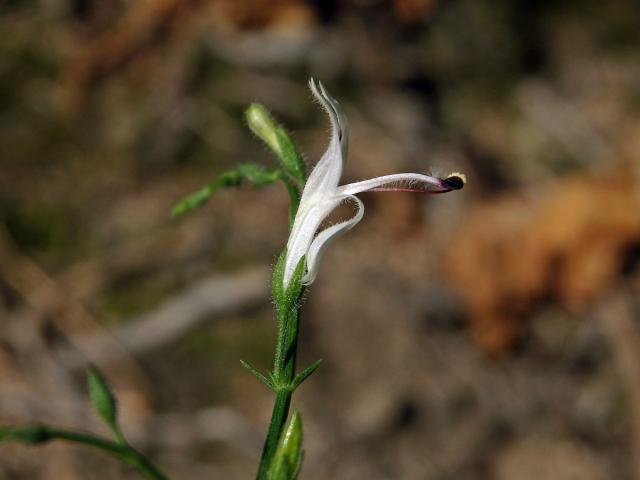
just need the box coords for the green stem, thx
[43,427,170,480]
[257,306,301,480]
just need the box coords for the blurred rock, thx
[492,437,608,480]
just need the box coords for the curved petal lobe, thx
[284,197,342,287]
[302,195,364,285]
[318,81,348,160]
[303,79,348,196]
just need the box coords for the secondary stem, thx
[44,427,170,480]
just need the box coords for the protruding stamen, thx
[442,173,466,190]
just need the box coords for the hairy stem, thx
[256,306,301,480]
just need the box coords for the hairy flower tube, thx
[283,79,465,287]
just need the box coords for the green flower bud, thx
[267,411,304,480]
[246,104,306,186]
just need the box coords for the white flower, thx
[283,79,465,288]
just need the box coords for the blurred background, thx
[1,0,640,478]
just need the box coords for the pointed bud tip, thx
[246,104,280,150]
[290,410,302,428]
[279,410,303,459]
[246,104,272,127]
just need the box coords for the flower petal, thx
[302,195,364,285]
[302,79,348,196]
[317,80,348,159]
[284,198,342,287]
[337,173,451,196]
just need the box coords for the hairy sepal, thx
[272,251,305,318]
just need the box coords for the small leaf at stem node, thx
[240,360,275,390]
[87,365,125,444]
[291,359,322,390]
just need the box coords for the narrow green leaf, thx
[240,360,274,390]
[292,359,322,390]
[171,163,292,218]
[174,105,305,220]
[171,163,300,217]
[236,163,281,186]
[267,411,304,480]
[87,365,124,444]
[171,170,242,217]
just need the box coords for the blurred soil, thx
[1,0,640,479]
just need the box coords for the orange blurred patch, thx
[393,0,438,23]
[59,0,316,111]
[446,169,640,354]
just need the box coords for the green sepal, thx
[240,360,274,390]
[171,163,285,217]
[272,250,287,309]
[274,128,306,187]
[272,251,305,318]
[284,256,306,313]
[291,359,322,390]
[267,411,304,480]
[279,174,300,229]
[87,365,125,444]
[0,425,50,444]
[246,104,307,186]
